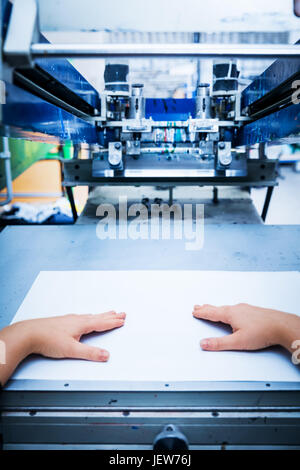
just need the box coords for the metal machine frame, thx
[2,380,300,449]
[1,0,299,224]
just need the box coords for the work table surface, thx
[1,224,300,329]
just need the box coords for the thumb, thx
[200,331,242,351]
[69,340,110,361]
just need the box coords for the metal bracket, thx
[108,142,123,169]
[3,0,40,68]
[122,118,152,133]
[217,141,232,166]
[188,118,219,133]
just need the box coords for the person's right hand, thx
[0,311,126,387]
[193,303,300,354]
[19,310,126,361]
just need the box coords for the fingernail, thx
[200,339,210,349]
[101,351,109,360]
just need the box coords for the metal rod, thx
[259,143,266,160]
[30,43,300,59]
[261,186,274,222]
[0,192,63,198]
[0,137,13,207]
[213,186,219,204]
[3,406,300,412]
[65,186,78,223]
[194,32,201,88]
[169,187,174,206]
[73,143,81,159]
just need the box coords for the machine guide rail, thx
[13,65,100,120]
[29,43,300,60]
[1,382,300,448]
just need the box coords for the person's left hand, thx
[192,303,291,352]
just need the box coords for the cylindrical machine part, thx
[196,83,212,119]
[129,83,145,119]
[212,59,239,94]
[108,142,123,167]
[104,63,129,93]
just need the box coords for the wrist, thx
[276,312,300,353]
[6,321,36,357]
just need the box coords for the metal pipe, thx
[0,137,13,206]
[30,43,300,59]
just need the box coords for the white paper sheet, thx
[10,270,300,383]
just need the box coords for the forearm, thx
[0,322,33,387]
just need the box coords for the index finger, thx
[79,311,126,335]
[193,304,231,324]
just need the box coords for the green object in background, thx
[0,138,73,192]
[62,140,74,159]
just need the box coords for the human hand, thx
[193,303,300,353]
[18,310,126,361]
[0,311,126,387]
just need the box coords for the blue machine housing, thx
[145,98,195,121]
[2,81,99,143]
[1,0,99,143]
[236,48,300,146]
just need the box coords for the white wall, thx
[39,0,300,33]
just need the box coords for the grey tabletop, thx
[1,224,300,329]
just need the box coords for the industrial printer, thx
[0,0,300,450]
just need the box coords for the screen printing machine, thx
[0,0,300,450]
